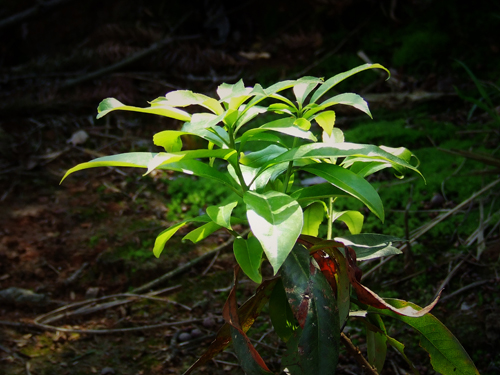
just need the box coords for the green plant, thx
[455,59,500,125]
[62,63,479,374]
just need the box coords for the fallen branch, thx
[60,34,200,89]
[34,285,182,325]
[0,0,76,30]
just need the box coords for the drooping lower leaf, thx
[386,336,420,375]
[369,299,480,375]
[366,314,388,373]
[328,247,351,328]
[233,236,263,284]
[345,248,441,317]
[280,244,311,327]
[183,277,278,375]
[222,269,273,375]
[269,279,298,342]
[244,191,303,274]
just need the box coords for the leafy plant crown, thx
[62,63,479,375]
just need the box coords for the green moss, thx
[392,30,449,69]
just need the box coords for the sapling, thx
[63,63,479,375]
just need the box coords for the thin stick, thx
[433,256,468,301]
[131,231,247,294]
[362,178,500,280]
[440,279,491,303]
[31,318,202,334]
[340,333,379,375]
[201,250,220,276]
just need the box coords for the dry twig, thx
[340,332,379,375]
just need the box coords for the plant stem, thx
[282,138,299,193]
[227,125,248,193]
[327,197,333,240]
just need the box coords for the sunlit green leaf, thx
[146,149,237,174]
[153,216,211,257]
[223,108,239,127]
[310,63,390,104]
[207,201,239,230]
[291,183,350,203]
[217,80,252,109]
[238,118,317,148]
[183,221,222,243]
[331,210,364,234]
[60,152,154,183]
[302,163,384,222]
[244,191,303,274]
[97,98,191,121]
[305,93,372,119]
[344,159,391,178]
[293,117,311,131]
[234,105,268,133]
[181,121,229,147]
[240,144,289,168]
[161,90,224,114]
[268,103,295,115]
[314,110,336,136]
[301,202,325,236]
[293,77,322,106]
[265,142,423,179]
[153,130,185,152]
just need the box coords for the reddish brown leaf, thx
[183,269,277,375]
[345,247,441,317]
[312,250,338,295]
[222,267,271,373]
